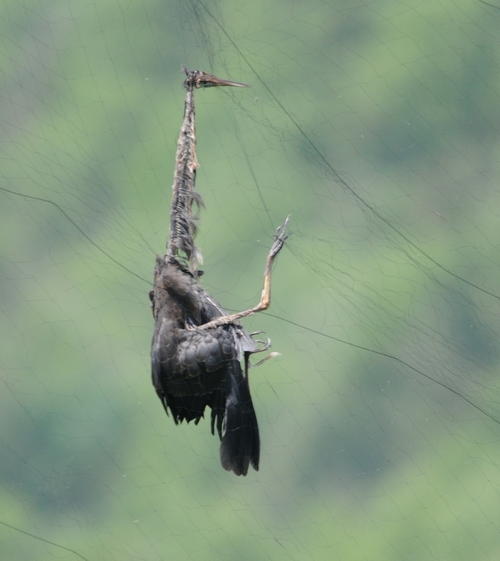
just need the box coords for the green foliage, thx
[2,0,500,559]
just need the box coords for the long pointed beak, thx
[182,66,250,89]
[196,73,250,88]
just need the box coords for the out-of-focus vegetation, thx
[2,0,500,559]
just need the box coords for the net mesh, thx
[2,0,500,559]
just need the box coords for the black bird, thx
[150,68,288,476]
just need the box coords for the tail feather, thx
[219,361,260,476]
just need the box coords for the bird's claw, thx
[251,352,281,369]
[269,215,290,258]
[250,337,272,353]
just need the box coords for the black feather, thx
[151,259,260,475]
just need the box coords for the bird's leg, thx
[199,217,289,330]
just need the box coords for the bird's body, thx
[151,258,259,475]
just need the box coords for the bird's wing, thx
[152,321,238,425]
[152,314,260,474]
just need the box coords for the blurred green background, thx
[2,0,500,559]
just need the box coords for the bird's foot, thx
[269,215,290,258]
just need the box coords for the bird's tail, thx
[219,361,260,476]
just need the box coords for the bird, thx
[150,67,288,476]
